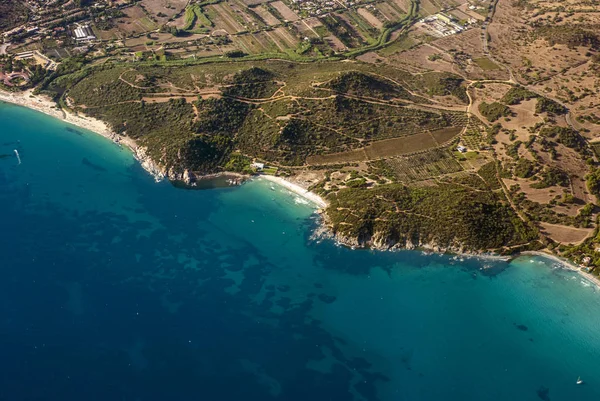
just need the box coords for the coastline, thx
[0,89,166,181]
[258,174,328,208]
[521,250,600,288]
[2,90,598,289]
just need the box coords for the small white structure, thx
[457,145,467,153]
[251,162,265,170]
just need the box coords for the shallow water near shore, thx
[2,101,600,401]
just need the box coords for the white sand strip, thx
[259,175,327,208]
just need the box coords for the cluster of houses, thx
[290,0,351,17]
[2,25,40,39]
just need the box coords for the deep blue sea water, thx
[1,101,600,401]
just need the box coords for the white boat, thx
[576,376,583,385]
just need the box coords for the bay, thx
[1,101,599,401]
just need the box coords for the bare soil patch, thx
[270,1,299,21]
[254,5,281,26]
[539,222,592,245]
[357,8,383,29]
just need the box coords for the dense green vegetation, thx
[513,158,536,178]
[182,4,212,31]
[586,168,600,200]
[0,0,28,31]
[477,161,502,190]
[537,27,600,50]
[535,97,567,115]
[540,126,587,153]
[479,102,511,122]
[501,86,538,105]
[325,182,537,251]
[321,71,411,100]
[222,67,280,99]
[418,74,468,103]
[52,61,467,172]
[530,166,570,189]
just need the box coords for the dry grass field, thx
[539,223,593,245]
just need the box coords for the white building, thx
[73,24,95,41]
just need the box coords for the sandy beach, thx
[521,251,600,288]
[0,89,166,180]
[258,175,328,208]
[0,89,117,141]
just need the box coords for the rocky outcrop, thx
[130,145,166,182]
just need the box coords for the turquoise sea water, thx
[1,101,600,401]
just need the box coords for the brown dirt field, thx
[502,99,544,132]
[252,31,282,52]
[293,21,319,38]
[324,35,347,52]
[232,35,266,53]
[306,149,368,165]
[274,26,299,47]
[389,0,409,12]
[472,83,511,103]
[503,178,560,204]
[262,30,287,51]
[336,13,370,42]
[115,6,155,36]
[487,0,592,84]
[456,3,485,21]
[435,28,483,56]
[419,0,441,16]
[208,4,245,33]
[97,27,122,40]
[290,170,327,188]
[386,43,456,74]
[365,132,440,159]
[270,1,299,21]
[357,8,383,29]
[230,3,263,29]
[375,3,403,20]
[449,9,472,22]
[140,0,187,21]
[255,5,281,26]
[172,12,189,30]
[433,29,510,80]
[240,0,271,5]
[193,47,225,58]
[431,126,463,143]
[533,142,591,204]
[529,61,600,139]
[303,17,324,28]
[357,51,385,64]
[306,127,462,164]
[539,222,592,245]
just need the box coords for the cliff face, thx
[127,141,201,185]
[130,145,166,182]
[327,229,481,254]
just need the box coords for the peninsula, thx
[2,0,600,276]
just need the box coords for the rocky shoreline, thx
[318,223,600,288]
[2,89,599,289]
